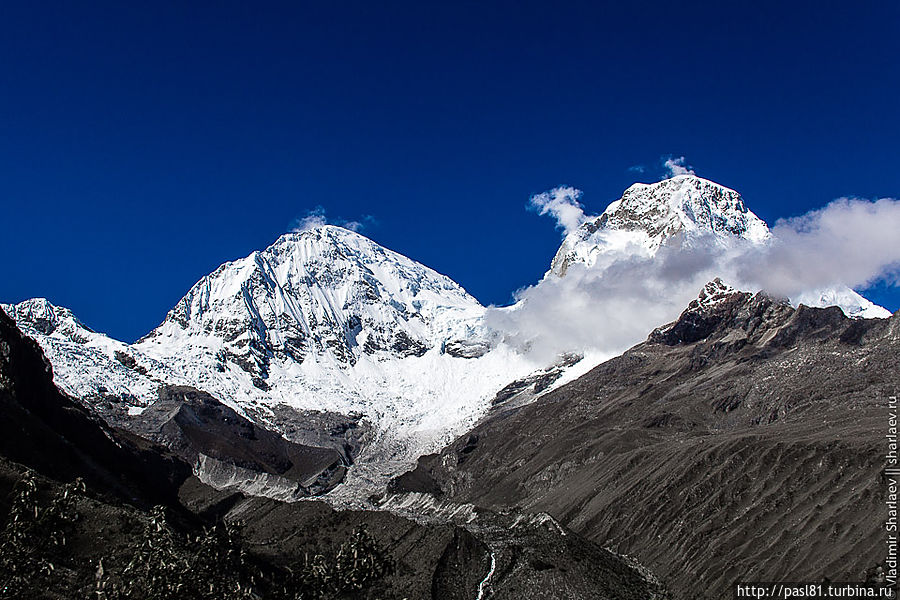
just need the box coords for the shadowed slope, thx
[395,281,898,598]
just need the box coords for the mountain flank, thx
[393,280,898,598]
[0,300,666,599]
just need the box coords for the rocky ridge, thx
[391,280,898,598]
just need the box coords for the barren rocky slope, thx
[0,304,665,599]
[0,309,191,510]
[394,280,898,598]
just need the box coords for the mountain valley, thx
[1,175,895,598]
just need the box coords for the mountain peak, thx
[549,176,770,276]
[694,278,740,309]
[603,175,769,244]
[2,298,92,337]
[275,223,360,242]
[131,222,498,429]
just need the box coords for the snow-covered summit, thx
[138,224,484,378]
[2,298,93,340]
[547,175,888,319]
[551,175,769,275]
[602,175,768,242]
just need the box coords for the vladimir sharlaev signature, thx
[885,395,899,586]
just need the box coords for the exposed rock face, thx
[106,385,348,499]
[250,403,372,464]
[393,283,899,599]
[0,309,191,509]
[444,338,492,359]
[490,352,583,409]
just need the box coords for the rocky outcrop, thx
[0,309,191,509]
[113,384,348,499]
[393,284,899,598]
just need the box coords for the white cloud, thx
[489,193,900,362]
[663,156,695,177]
[292,206,328,232]
[735,197,900,296]
[528,186,587,236]
[291,207,376,234]
[485,241,728,362]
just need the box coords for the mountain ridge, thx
[2,175,892,502]
[390,281,899,598]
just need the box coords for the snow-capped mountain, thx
[550,175,768,275]
[137,225,485,375]
[3,227,537,468]
[1,298,186,407]
[549,174,889,318]
[133,225,534,452]
[3,175,890,501]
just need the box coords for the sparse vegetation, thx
[0,472,395,599]
[94,506,256,600]
[294,526,395,599]
[95,510,394,600]
[0,472,83,599]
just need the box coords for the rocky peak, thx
[550,176,770,276]
[604,175,770,243]
[647,278,889,351]
[2,298,93,340]
[650,280,757,346]
[693,278,739,309]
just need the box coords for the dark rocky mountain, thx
[393,280,899,598]
[0,309,190,510]
[105,385,351,500]
[0,299,665,599]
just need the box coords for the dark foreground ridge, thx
[0,308,665,599]
[0,308,191,510]
[393,280,900,599]
[112,384,349,498]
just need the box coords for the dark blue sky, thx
[2,1,898,342]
